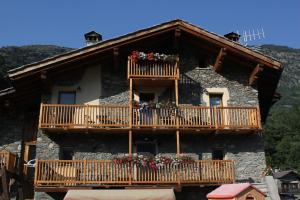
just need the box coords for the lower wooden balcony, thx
[0,150,17,172]
[39,104,261,133]
[34,160,234,189]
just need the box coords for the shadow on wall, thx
[51,133,129,160]
[100,64,128,102]
[0,111,23,153]
[179,74,205,105]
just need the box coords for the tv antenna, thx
[236,28,265,46]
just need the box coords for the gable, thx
[1,19,282,122]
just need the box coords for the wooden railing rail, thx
[0,151,17,172]
[39,104,130,129]
[35,160,234,187]
[127,57,179,79]
[39,104,260,130]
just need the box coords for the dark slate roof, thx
[273,170,299,179]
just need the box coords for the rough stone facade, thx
[179,44,258,106]
[0,109,24,156]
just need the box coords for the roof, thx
[0,87,15,97]
[64,189,175,200]
[7,19,282,80]
[274,170,299,179]
[207,183,266,199]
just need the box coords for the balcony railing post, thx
[256,105,262,129]
[214,106,218,129]
[38,103,43,128]
[85,105,89,129]
[34,159,38,186]
[83,160,87,185]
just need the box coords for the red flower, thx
[131,51,139,62]
[147,52,154,61]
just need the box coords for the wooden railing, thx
[127,57,179,79]
[34,160,234,187]
[39,104,261,130]
[0,151,17,172]
[39,104,130,129]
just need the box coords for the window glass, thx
[58,92,76,104]
[136,142,156,155]
[139,93,155,103]
[209,94,223,107]
[212,149,224,160]
[60,148,74,160]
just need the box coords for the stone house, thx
[273,170,300,200]
[0,19,283,200]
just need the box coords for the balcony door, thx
[138,93,155,125]
[209,94,223,126]
[58,91,76,125]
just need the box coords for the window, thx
[212,149,224,160]
[136,142,157,155]
[139,93,155,103]
[246,195,255,200]
[209,94,223,107]
[60,147,74,160]
[58,92,76,104]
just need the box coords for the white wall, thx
[50,64,101,105]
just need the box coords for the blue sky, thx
[0,0,299,48]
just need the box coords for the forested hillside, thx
[259,45,300,172]
[0,45,72,89]
[0,44,299,172]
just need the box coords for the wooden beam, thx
[173,29,181,53]
[176,130,180,156]
[249,64,264,85]
[129,130,132,156]
[175,80,179,106]
[129,79,133,128]
[213,48,226,72]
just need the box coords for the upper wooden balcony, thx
[127,57,179,80]
[39,104,261,133]
[0,151,17,172]
[34,159,234,189]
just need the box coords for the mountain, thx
[0,44,299,172]
[0,45,73,89]
[258,45,300,173]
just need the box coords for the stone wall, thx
[179,44,258,106]
[36,131,129,160]
[0,108,24,156]
[37,131,265,182]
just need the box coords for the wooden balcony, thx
[39,104,261,132]
[127,57,179,80]
[0,151,17,172]
[34,159,234,189]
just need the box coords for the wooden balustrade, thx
[0,151,17,172]
[127,57,179,79]
[39,104,129,129]
[34,160,234,187]
[39,104,261,131]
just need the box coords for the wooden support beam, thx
[249,64,264,85]
[213,48,226,72]
[175,80,179,106]
[129,130,132,156]
[129,79,133,128]
[173,29,181,53]
[176,130,180,156]
[113,47,119,71]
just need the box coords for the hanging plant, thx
[130,51,177,63]
[113,154,195,170]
